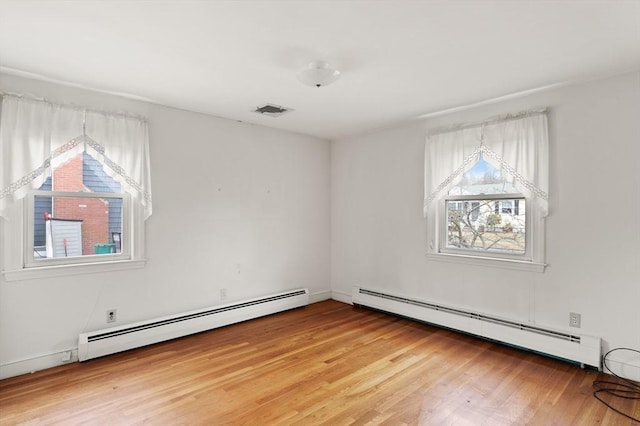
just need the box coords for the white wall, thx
[0,73,331,377]
[2,71,638,381]
[331,72,640,379]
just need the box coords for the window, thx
[0,95,152,280]
[424,110,548,272]
[24,152,129,267]
[443,158,527,258]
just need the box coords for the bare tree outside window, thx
[445,158,526,255]
[446,198,525,254]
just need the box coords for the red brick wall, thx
[53,155,110,255]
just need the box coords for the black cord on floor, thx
[592,348,640,423]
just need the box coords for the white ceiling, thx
[1,1,638,140]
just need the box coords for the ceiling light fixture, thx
[297,61,341,88]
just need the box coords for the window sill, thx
[426,252,546,273]
[2,259,147,282]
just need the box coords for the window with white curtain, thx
[424,110,548,272]
[0,94,152,280]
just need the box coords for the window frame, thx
[24,190,131,268]
[428,190,545,272]
[2,193,145,282]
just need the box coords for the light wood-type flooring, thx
[1,300,638,425]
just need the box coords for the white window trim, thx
[2,259,147,282]
[25,190,130,267]
[1,197,146,282]
[426,252,546,273]
[427,195,546,272]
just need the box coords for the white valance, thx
[0,94,152,219]
[424,110,548,218]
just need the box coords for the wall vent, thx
[253,103,293,118]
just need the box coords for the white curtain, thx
[424,110,548,218]
[0,94,152,219]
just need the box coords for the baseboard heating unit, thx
[352,287,601,369]
[78,288,309,361]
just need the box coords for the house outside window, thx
[424,110,549,272]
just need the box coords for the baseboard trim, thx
[309,290,332,304]
[0,349,78,380]
[606,356,640,382]
[4,296,636,383]
[331,290,352,305]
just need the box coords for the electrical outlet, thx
[106,309,117,323]
[569,312,581,328]
[61,351,72,362]
[220,288,227,300]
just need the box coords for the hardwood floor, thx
[1,300,638,425]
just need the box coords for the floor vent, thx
[353,287,601,369]
[79,288,309,361]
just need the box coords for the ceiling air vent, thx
[253,103,293,118]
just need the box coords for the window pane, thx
[40,152,121,194]
[448,158,518,196]
[34,195,123,258]
[446,198,525,255]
